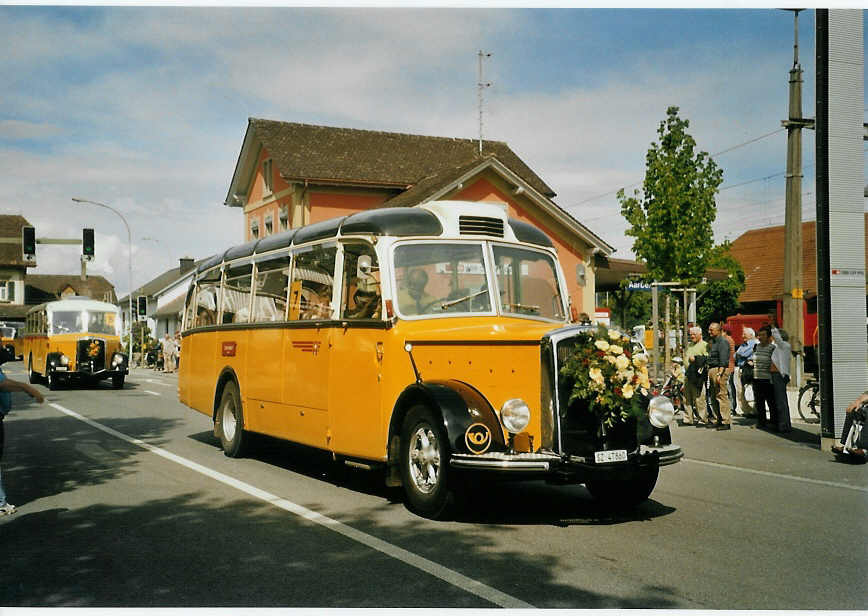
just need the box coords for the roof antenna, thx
[477,50,492,156]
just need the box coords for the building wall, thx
[309,191,388,224]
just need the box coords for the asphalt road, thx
[1,364,866,609]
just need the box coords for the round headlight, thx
[648,395,675,429]
[112,353,124,367]
[59,354,69,366]
[500,398,531,434]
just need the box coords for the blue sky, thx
[0,6,865,296]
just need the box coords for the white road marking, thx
[144,379,173,387]
[143,390,161,396]
[685,458,868,493]
[47,402,533,609]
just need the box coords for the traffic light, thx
[21,226,35,259]
[82,228,95,258]
[137,296,147,317]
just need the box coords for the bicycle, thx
[798,378,821,422]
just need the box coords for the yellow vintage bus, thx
[178,201,681,517]
[23,297,129,390]
[0,323,22,361]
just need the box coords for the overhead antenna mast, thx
[477,50,491,155]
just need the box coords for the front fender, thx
[393,380,506,455]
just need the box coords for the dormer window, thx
[262,159,273,195]
[279,205,289,231]
[250,218,260,240]
[264,214,273,236]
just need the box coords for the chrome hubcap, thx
[221,399,237,442]
[408,425,440,494]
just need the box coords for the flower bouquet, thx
[560,326,652,428]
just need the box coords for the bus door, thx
[187,268,221,411]
[245,252,291,437]
[329,242,385,459]
[284,243,337,449]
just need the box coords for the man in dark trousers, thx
[0,348,44,515]
[706,322,732,430]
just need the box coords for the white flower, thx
[615,354,630,371]
[594,339,610,352]
[589,367,605,386]
[608,330,622,341]
[609,344,623,355]
[622,384,634,399]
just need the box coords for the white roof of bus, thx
[29,297,120,314]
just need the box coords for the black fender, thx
[46,352,65,370]
[390,379,506,456]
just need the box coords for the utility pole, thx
[477,50,491,155]
[782,8,810,386]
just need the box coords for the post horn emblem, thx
[465,422,492,455]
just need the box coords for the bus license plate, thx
[595,449,627,463]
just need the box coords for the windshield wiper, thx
[506,302,540,314]
[439,289,489,310]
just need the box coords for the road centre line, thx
[47,402,533,609]
[684,458,868,493]
[145,379,173,387]
[143,391,161,396]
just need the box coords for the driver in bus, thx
[398,268,436,315]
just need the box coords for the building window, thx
[263,159,273,195]
[264,214,273,236]
[250,218,260,240]
[0,281,9,302]
[279,205,289,231]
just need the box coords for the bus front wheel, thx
[399,405,458,519]
[217,382,246,458]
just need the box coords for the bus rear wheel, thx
[27,355,40,384]
[217,382,246,458]
[399,405,458,519]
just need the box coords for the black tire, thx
[27,355,40,384]
[798,383,820,422]
[217,382,246,458]
[112,375,125,389]
[399,405,458,519]
[45,365,59,391]
[585,467,659,510]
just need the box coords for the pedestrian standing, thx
[734,327,758,417]
[160,333,176,373]
[769,325,793,433]
[683,326,709,425]
[173,331,181,372]
[0,362,45,515]
[752,325,777,429]
[706,322,733,430]
[722,325,737,414]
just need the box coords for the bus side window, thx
[221,261,253,324]
[252,254,290,323]
[194,267,221,328]
[290,245,337,321]
[341,243,381,320]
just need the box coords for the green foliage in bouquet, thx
[560,326,652,427]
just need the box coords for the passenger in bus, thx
[398,268,436,315]
[346,275,381,319]
[301,289,332,320]
[196,307,216,326]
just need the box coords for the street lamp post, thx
[71,197,134,362]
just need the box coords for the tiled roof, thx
[25,274,117,304]
[248,118,556,199]
[0,215,34,267]
[729,214,868,303]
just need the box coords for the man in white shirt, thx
[769,326,792,433]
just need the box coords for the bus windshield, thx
[0,327,15,339]
[393,243,492,317]
[51,310,119,335]
[492,245,565,321]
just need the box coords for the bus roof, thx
[197,201,554,274]
[27,296,121,315]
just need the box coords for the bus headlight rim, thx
[500,398,531,434]
[648,395,675,429]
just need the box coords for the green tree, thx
[123,320,154,354]
[695,241,746,327]
[600,280,652,331]
[618,106,724,284]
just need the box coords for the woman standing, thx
[735,327,758,417]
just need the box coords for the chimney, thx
[179,257,195,275]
